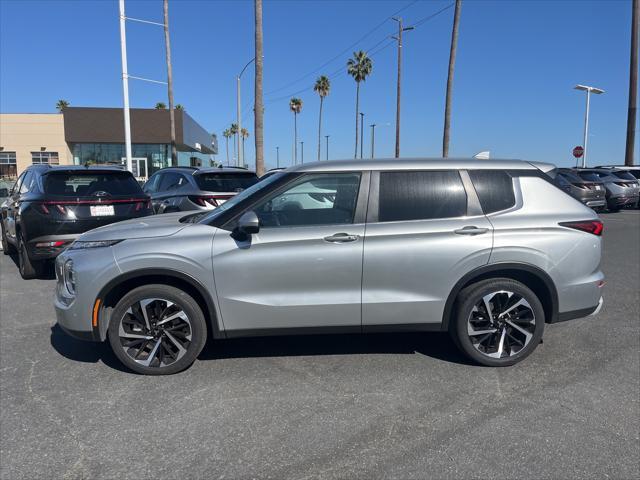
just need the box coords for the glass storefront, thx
[72,143,170,174]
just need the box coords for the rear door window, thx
[612,171,636,181]
[577,171,604,182]
[195,172,259,192]
[468,170,516,214]
[42,171,143,197]
[378,171,467,221]
[158,173,188,191]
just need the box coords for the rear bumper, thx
[553,296,603,323]
[28,234,79,259]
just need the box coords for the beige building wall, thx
[0,114,73,176]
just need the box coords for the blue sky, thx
[0,0,636,170]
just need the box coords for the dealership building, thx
[0,107,217,179]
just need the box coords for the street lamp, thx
[276,146,279,168]
[370,124,376,158]
[359,112,365,159]
[300,141,304,164]
[237,58,255,168]
[574,84,605,168]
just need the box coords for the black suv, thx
[143,166,259,213]
[0,165,152,278]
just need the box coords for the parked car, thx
[595,165,640,177]
[54,158,605,374]
[0,179,15,204]
[554,168,606,210]
[1,165,152,279]
[143,166,259,213]
[573,168,640,212]
[260,167,286,181]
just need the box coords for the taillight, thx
[38,204,50,214]
[614,182,631,187]
[572,183,588,190]
[559,220,603,236]
[189,196,219,207]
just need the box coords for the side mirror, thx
[233,210,260,239]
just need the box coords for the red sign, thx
[573,146,584,158]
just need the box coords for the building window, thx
[0,152,17,178]
[31,151,60,165]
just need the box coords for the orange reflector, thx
[92,299,101,327]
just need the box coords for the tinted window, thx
[159,173,188,191]
[612,171,636,181]
[19,172,33,194]
[577,171,604,181]
[143,173,162,193]
[468,170,516,214]
[254,173,361,227]
[378,171,467,222]
[42,172,143,196]
[195,172,258,192]
[628,170,640,179]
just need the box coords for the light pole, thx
[325,135,330,161]
[300,141,304,164]
[276,146,279,168]
[118,0,133,173]
[370,124,376,158]
[359,112,365,158]
[237,58,255,167]
[392,17,413,158]
[574,84,604,168]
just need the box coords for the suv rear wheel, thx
[17,232,42,279]
[107,284,207,375]
[450,278,545,366]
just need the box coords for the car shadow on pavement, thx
[199,331,475,366]
[6,253,56,280]
[49,325,130,373]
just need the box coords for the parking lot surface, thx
[1,211,638,480]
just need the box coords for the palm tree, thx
[241,128,250,166]
[289,98,303,164]
[314,76,331,161]
[155,102,167,109]
[254,0,265,176]
[347,51,373,158]
[230,123,239,162]
[223,129,232,165]
[175,104,184,110]
[443,0,462,158]
[56,100,69,112]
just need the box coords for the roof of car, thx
[31,165,131,174]
[153,166,257,175]
[287,158,554,173]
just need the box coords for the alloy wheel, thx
[467,290,536,359]
[118,298,193,368]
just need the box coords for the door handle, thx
[324,233,359,243]
[454,226,489,235]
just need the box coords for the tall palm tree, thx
[443,0,462,158]
[223,129,232,165]
[289,98,303,164]
[155,102,167,109]
[314,76,331,161]
[347,51,373,159]
[254,0,265,176]
[241,128,250,166]
[230,123,239,162]
[55,100,69,112]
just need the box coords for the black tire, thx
[107,284,207,375]
[17,232,42,279]
[449,278,545,367]
[1,222,15,255]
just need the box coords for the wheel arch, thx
[442,262,559,329]
[95,268,223,341]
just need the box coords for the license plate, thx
[595,185,601,190]
[90,205,114,216]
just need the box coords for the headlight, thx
[63,259,76,296]
[69,240,123,250]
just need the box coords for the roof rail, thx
[218,165,248,170]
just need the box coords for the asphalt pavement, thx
[1,211,638,480]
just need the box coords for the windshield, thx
[194,172,258,192]
[43,171,143,197]
[198,171,287,224]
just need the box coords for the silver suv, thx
[54,159,605,374]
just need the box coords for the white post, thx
[236,75,242,168]
[119,0,133,173]
[582,89,591,168]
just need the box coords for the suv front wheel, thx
[107,284,208,375]
[450,278,545,366]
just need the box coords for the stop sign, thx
[573,146,584,158]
